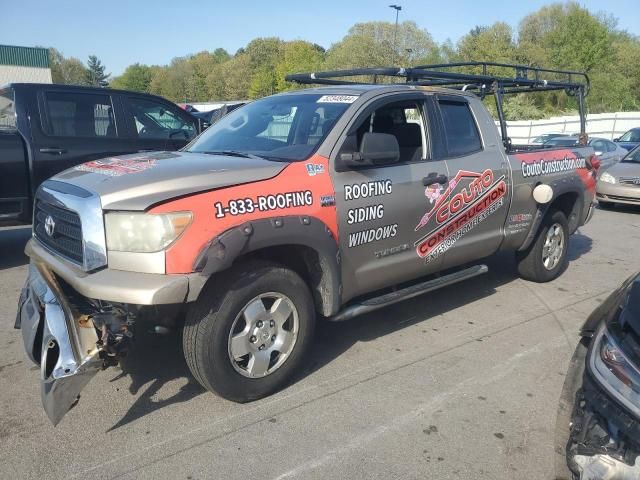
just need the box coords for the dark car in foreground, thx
[555,273,640,479]
[615,128,640,152]
[0,83,204,226]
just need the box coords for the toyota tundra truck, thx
[15,63,599,424]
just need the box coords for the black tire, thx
[183,260,316,402]
[516,209,569,283]
[598,201,614,209]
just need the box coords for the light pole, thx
[389,4,402,66]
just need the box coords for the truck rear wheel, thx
[183,261,316,402]
[516,209,569,283]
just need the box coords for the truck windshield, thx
[0,88,16,130]
[186,93,354,161]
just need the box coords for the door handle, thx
[423,173,448,186]
[39,147,67,155]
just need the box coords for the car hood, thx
[605,161,640,178]
[52,151,288,210]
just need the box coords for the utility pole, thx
[389,4,402,66]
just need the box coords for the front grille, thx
[619,177,640,186]
[34,200,83,264]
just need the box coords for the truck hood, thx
[52,151,288,210]
[606,161,640,178]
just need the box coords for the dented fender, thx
[192,215,342,317]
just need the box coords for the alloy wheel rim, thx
[542,223,565,271]
[227,292,299,378]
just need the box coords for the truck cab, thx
[0,83,201,226]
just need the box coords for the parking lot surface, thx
[1,206,639,480]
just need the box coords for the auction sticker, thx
[317,95,359,104]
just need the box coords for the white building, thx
[0,45,52,85]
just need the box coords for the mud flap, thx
[19,265,101,425]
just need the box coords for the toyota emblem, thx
[44,215,56,237]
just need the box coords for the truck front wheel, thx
[183,261,316,402]
[516,209,569,283]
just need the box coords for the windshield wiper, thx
[200,150,256,158]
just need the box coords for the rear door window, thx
[0,88,16,130]
[438,99,482,157]
[127,97,196,141]
[43,92,116,137]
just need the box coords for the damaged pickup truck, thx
[16,62,599,424]
[556,273,640,480]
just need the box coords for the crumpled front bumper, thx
[16,264,102,425]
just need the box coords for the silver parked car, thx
[597,145,640,207]
[589,137,628,171]
[545,136,626,171]
[530,132,570,145]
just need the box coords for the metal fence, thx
[501,111,640,143]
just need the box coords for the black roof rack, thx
[285,61,590,150]
[285,61,589,95]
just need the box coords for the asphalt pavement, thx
[1,205,640,480]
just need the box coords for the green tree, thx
[248,66,278,98]
[207,54,252,100]
[457,23,516,64]
[275,41,325,92]
[544,3,612,72]
[110,63,153,92]
[325,21,439,71]
[517,4,564,66]
[48,48,88,85]
[85,55,110,87]
[244,37,283,71]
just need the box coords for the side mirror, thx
[340,132,400,167]
[614,137,620,142]
[197,118,209,132]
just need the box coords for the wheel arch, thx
[518,187,584,252]
[189,216,342,317]
[551,190,583,234]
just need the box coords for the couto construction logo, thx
[414,169,507,261]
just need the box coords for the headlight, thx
[589,326,640,418]
[599,172,616,184]
[105,211,192,253]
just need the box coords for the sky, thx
[1,0,638,76]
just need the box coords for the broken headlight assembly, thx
[105,211,192,253]
[589,325,640,420]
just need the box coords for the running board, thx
[329,264,488,322]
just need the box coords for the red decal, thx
[76,157,157,176]
[415,169,492,231]
[415,178,507,258]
